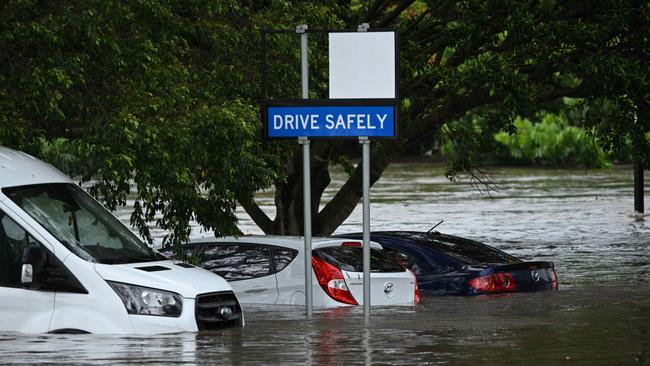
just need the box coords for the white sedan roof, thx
[189,235,383,251]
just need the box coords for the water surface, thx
[2,164,648,365]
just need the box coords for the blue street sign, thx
[266,104,396,138]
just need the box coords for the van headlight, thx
[107,281,183,317]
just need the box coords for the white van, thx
[0,146,243,334]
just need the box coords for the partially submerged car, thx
[335,231,558,296]
[165,236,419,307]
[0,146,242,334]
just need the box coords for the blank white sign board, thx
[328,32,395,99]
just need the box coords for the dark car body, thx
[335,231,558,296]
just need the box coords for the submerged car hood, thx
[94,260,233,299]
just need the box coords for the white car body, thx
[0,146,242,334]
[186,236,418,307]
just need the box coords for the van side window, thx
[201,244,271,281]
[0,212,37,288]
[0,210,86,293]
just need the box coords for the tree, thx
[1,1,648,248]
[0,1,283,246]
[243,0,649,235]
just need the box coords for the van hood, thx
[94,260,233,299]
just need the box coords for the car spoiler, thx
[492,261,555,272]
[313,239,383,250]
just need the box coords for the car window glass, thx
[0,212,40,288]
[160,245,196,260]
[0,210,86,293]
[314,247,404,273]
[273,247,298,273]
[379,246,428,275]
[2,215,26,242]
[4,183,163,264]
[380,247,415,268]
[201,244,271,281]
[399,232,518,265]
[20,190,125,253]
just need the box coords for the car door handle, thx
[245,288,266,294]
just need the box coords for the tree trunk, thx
[253,141,333,235]
[241,140,396,236]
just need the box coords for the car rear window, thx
[314,247,404,273]
[397,232,518,265]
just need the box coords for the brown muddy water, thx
[1,164,649,365]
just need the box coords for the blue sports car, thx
[335,231,558,296]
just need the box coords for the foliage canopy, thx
[1,1,648,248]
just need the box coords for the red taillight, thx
[409,270,420,304]
[468,272,518,293]
[549,269,558,290]
[341,241,362,247]
[312,256,358,305]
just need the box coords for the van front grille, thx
[195,291,242,331]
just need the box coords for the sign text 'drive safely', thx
[266,105,395,138]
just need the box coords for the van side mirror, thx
[21,245,46,287]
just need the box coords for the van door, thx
[0,210,55,333]
[199,243,279,304]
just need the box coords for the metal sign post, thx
[261,24,398,320]
[296,24,313,319]
[357,23,372,319]
[634,107,645,214]
[360,136,371,317]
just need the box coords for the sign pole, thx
[296,24,313,319]
[360,136,371,318]
[262,25,398,319]
[356,23,372,319]
[634,105,644,214]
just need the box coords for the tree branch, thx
[239,197,274,234]
[536,84,592,103]
[315,143,393,235]
[400,8,432,38]
[377,0,417,27]
[365,0,390,22]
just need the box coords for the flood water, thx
[2,163,649,365]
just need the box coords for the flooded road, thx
[2,164,649,365]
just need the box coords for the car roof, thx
[189,235,383,251]
[337,230,484,244]
[0,146,71,189]
[336,230,519,264]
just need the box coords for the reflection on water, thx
[2,289,648,365]
[2,164,649,364]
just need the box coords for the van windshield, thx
[3,183,164,264]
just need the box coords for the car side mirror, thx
[21,245,46,287]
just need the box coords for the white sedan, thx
[167,236,419,307]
